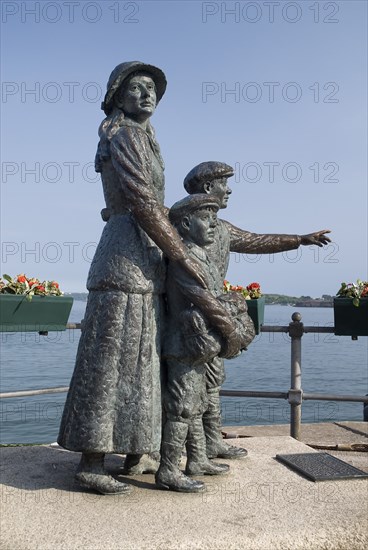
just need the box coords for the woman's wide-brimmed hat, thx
[101,61,167,115]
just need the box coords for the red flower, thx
[51,281,59,288]
[17,275,27,283]
[224,279,262,299]
[36,285,45,292]
[247,282,260,290]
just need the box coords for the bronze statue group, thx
[58,62,331,495]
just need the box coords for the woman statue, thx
[58,62,215,495]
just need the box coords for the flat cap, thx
[101,61,167,115]
[184,161,234,193]
[169,194,220,225]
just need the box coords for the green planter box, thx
[246,296,265,335]
[0,295,73,332]
[333,297,368,337]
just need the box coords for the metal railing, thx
[1,313,367,441]
[222,312,368,439]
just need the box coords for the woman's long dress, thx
[58,120,167,454]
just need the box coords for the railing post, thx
[288,312,304,440]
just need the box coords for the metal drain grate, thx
[276,452,368,481]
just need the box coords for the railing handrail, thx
[0,387,70,399]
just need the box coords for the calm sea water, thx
[0,302,367,444]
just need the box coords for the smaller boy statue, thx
[155,194,255,493]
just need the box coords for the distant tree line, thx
[265,294,333,306]
[66,292,88,302]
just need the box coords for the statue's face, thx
[207,177,232,208]
[185,208,217,246]
[118,74,157,121]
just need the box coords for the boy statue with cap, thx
[183,161,331,460]
[155,194,255,492]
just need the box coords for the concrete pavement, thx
[1,431,367,550]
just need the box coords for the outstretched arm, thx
[224,220,331,253]
[224,219,301,254]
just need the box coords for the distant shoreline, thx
[66,293,333,308]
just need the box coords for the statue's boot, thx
[155,420,205,493]
[204,388,248,459]
[75,452,132,495]
[185,416,230,476]
[121,453,160,475]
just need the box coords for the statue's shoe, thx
[155,470,205,493]
[207,444,248,460]
[186,460,230,476]
[120,453,159,475]
[75,471,132,495]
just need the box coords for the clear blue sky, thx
[1,0,367,296]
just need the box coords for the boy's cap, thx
[101,61,167,115]
[169,194,220,225]
[184,161,234,193]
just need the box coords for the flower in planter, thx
[223,280,262,299]
[246,282,262,299]
[0,274,64,300]
[336,279,368,307]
